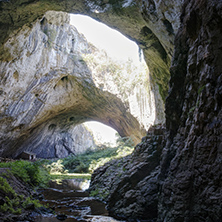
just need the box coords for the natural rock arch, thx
[0,0,178,157]
[0,0,222,221]
[0,0,181,99]
[0,9,165,158]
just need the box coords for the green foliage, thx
[116,136,134,147]
[0,176,16,197]
[0,176,42,214]
[90,188,99,197]
[83,49,149,101]
[0,160,50,188]
[90,186,109,199]
[21,196,42,209]
[49,136,134,174]
[0,196,22,214]
[36,161,51,188]
[0,194,42,214]
[45,159,68,174]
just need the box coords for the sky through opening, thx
[70,14,141,64]
[70,14,143,146]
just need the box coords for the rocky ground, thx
[0,166,124,222]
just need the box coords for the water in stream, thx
[33,179,123,222]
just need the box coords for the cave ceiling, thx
[0,0,182,157]
[0,0,182,99]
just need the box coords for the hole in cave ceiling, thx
[69,14,142,64]
[66,13,155,144]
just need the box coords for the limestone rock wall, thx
[0,0,183,101]
[82,45,165,130]
[0,11,164,158]
[20,123,95,159]
[0,11,96,158]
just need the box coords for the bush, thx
[0,176,42,214]
[46,159,68,174]
[60,136,134,174]
[0,160,49,187]
[0,176,16,198]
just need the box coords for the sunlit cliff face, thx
[0,0,178,159]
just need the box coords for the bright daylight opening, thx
[84,121,118,147]
[70,14,149,146]
[70,14,141,64]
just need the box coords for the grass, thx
[0,137,134,184]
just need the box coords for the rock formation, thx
[89,124,166,221]
[0,0,222,221]
[0,0,178,100]
[159,1,222,220]
[0,10,164,158]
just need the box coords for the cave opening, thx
[83,121,119,148]
[27,12,165,185]
[0,10,166,220]
[64,13,164,156]
[0,3,174,221]
[0,9,166,159]
[1,1,221,221]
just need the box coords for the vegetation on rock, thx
[0,160,49,188]
[0,136,135,219]
[45,136,134,175]
[0,162,46,219]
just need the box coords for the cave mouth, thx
[67,12,165,147]
[83,121,119,148]
[0,10,165,159]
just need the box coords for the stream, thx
[33,179,123,222]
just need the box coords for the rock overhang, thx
[0,0,182,99]
[0,1,182,157]
[0,10,157,157]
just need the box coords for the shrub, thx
[0,160,49,187]
[60,136,134,174]
[46,159,68,174]
[0,176,42,214]
[0,176,16,198]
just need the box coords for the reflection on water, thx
[49,179,90,191]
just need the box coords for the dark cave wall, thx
[160,0,222,221]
